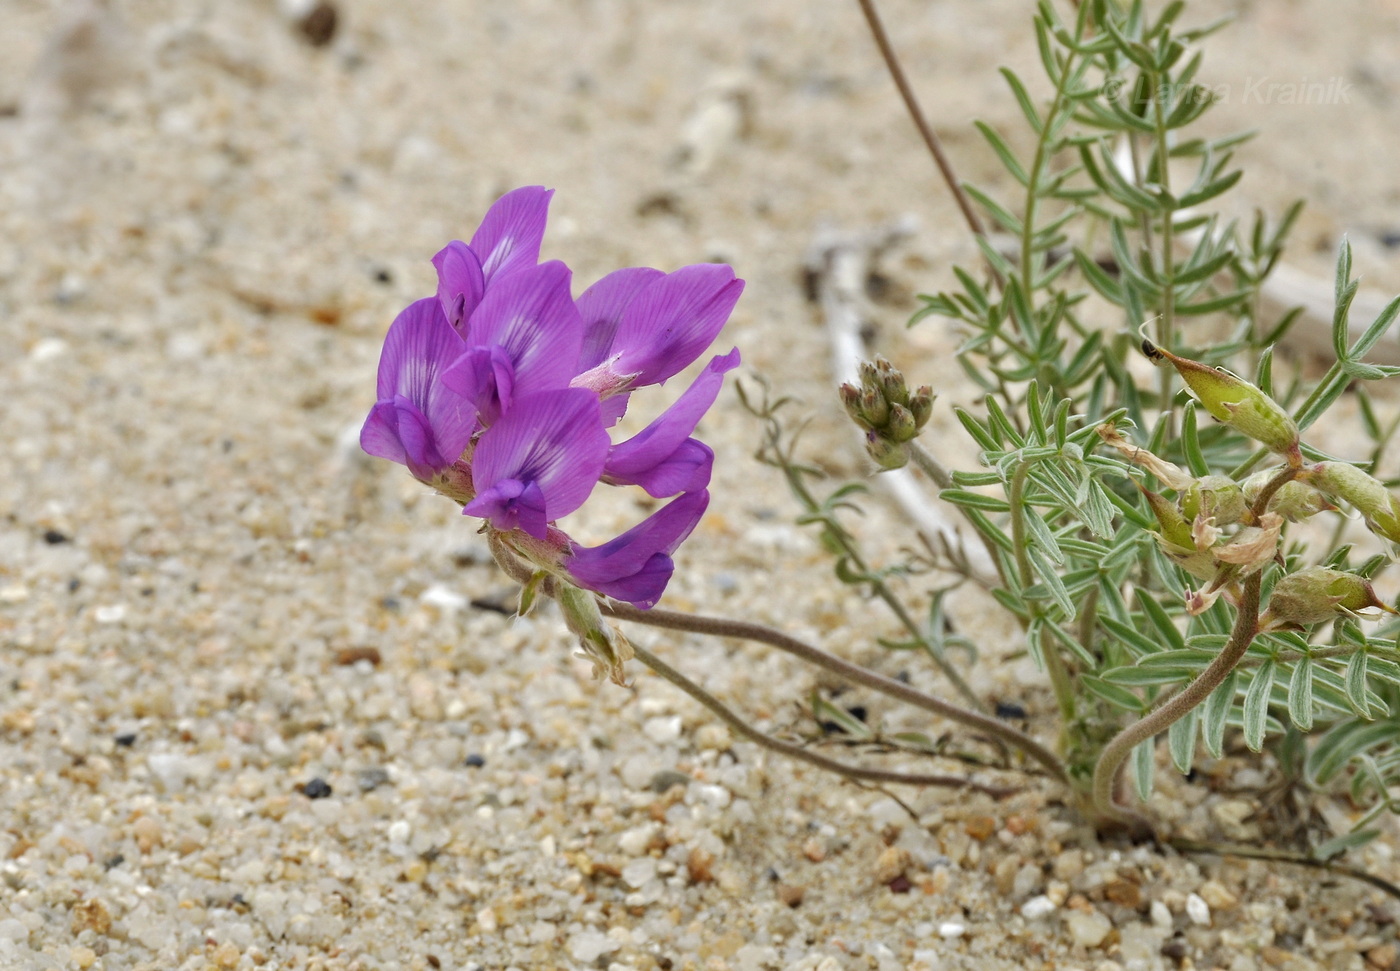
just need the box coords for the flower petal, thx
[432,240,486,333]
[465,389,608,536]
[363,298,475,478]
[440,343,517,427]
[602,348,739,496]
[463,260,583,399]
[612,264,743,386]
[575,267,665,372]
[565,491,709,608]
[470,185,554,284]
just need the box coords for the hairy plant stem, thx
[485,534,1068,786]
[629,643,1017,798]
[1169,837,1400,903]
[603,600,1070,786]
[1008,461,1078,730]
[1089,465,1298,827]
[854,0,987,245]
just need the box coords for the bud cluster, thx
[839,357,934,469]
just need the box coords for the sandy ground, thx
[5,1,1400,969]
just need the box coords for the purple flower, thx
[439,260,582,426]
[359,298,476,483]
[565,491,710,609]
[464,388,609,539]
[572,263,744,419]
[602,348,740,496]
[361,186,744,611]
[433,186,554,332]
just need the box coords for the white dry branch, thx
[805,220,999,586]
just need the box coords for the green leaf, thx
[1180,403,1209,477]
[1243,659,1275,752]
[1202,669,1238,759]
[1345,650,1372,718]
[1135,588,1186,650]
[964,184,1024,235]
[1027,545,1075,618]
[974,121,1030,187]
[1133,737,1155,801]
[1307,719,1399,785]
[1288,658,1315,731]
[1178,169,1243,209]
[1100,615,1165,659]
[1000,67,1044,134]
[1314,830,1381,862]
[939,489,1012,512]
[1350,295,1400,361]
[1080,675,1146,712]
[1168,707,1197,774]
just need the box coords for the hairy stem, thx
[1089,466,1298,826]
[854,0,987,245]
[630,643,1017,798]
[605,600,1069,786]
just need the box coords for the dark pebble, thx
[995,701,1028,720]
[103,854,124,870]
[114,733,137,747]
[464,753,486,768]
[647,769,691,794]
[301,778,333,799]
[295,1,338,47]
[42,529,69,545]
[356,767,391,792]
[887,874,913,893]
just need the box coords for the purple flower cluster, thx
[361,187,742,609]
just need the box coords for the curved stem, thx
[630,643,1017,798]
[1169,837,1400,903]
[854,0,987,245]
[487,534,1067,787]
[1090,466,1298,826]
[604,600,1068,786]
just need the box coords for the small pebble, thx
[1066,909,1113,948]
[1197,879,1237,910]
[1021,895,1058,920]
[1185,892,1211,927]
[357,767,391,792]
[301,778,333,799]
[938,922,966,939]
[776,883,805,908]
[647,769,691,793]
[464,753,486,768]
[42,529,69,544]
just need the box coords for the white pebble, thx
[643,715,683,744]
[566,929,619,963]
[0,919,28,942]
[94,604,127,624]
[1185,892,1211,926]
[1150,900,1172,929]
[1066,909,1112,948]
[938,922,966,939]
[692,783,731,810]
[1020,895,1058,920]
[387,820,411,844]
[618,824,656,856]
[622,857,656,889]
[419,584,466,612]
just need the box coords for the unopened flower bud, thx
[1241,469,1331,522]
[874,357,910,408]
[886,403,919,443]
[1143,341,1300,462]
[908,386,935,431]
[1265,567,1395,627]
[839,382,864,425]
[865,433,909,470]
[1305,462,1400,543]
[861,388,890,428]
